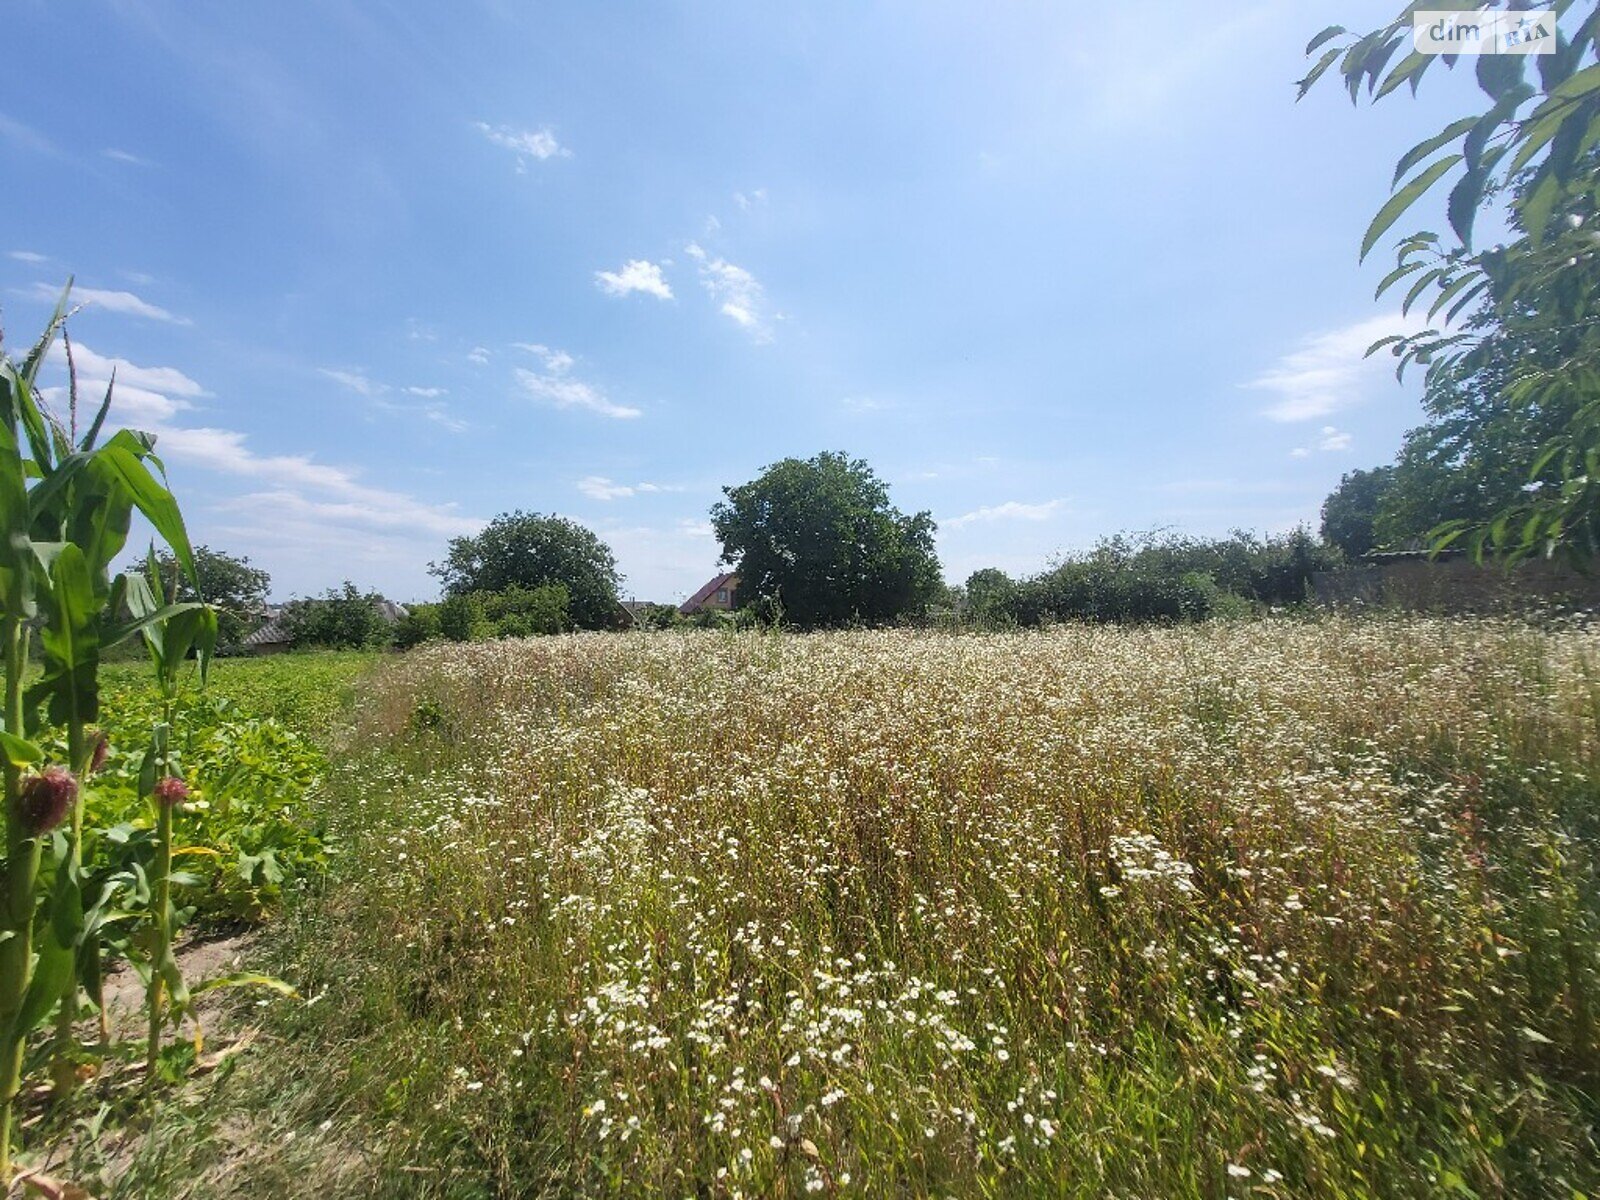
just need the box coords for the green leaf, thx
[79,372,114,453]
[9,933,72,1041]
[1403,267,1445,314]
[1447,166,1489,248]
[1305,25,1345,55]
[1363,156,1462,260]
[1297,47,1343,100]
[1475,49,1525,101]
[1375,49,1430,100]
[1392,116,1477,187]
[97,444,197,587]
[190,971,299,1001]
[1375,259,1427,299]
[1521,166,1563,245]
[0,730,42,767]
[19,278,71,387]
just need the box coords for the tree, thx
[1372,338,1581,549]
[964,568,1017,621]
[133,545,270,648]
[1321,467,1395,558]
[710,451,942,629]
[430,512,622,630]
[1305,6,1600,561]
[279,582,393,650]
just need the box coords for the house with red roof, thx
[679,572,739,615]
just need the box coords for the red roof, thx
[679,572,737,614]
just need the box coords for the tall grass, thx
[249,619,1598,1197]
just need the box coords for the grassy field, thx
[108,620,1600,1197]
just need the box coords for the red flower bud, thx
[88,730,110,775]
[152,776,190,809]
[17,767,79,836]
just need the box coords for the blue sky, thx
[3,1,1495,603]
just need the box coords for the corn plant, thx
[0,285,205,1182]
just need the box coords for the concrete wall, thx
[1313,557,1600,613]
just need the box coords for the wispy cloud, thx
[29,281,189,325]
[37,345,475,545]
[321,369,465,432]
[0,113,56,157]
[578,476,635,501]
[515,365,640,420]
[1248,312,1422,422]
[9,250,47,265]
[577,475,684,500]
[474,121,570,171]
[467,346,491,366]
[102,148,151,166]
[594,259,673,300]
[945,499,1065,528]
[1290,426,1354,457]
[733,188,767,211]
[45,340,208,406]
[685,242,772,340]
[513,343,574,372]
[319,368,387,398]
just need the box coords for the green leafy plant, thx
[1304,4,1600,562]
[0,284,208,1180]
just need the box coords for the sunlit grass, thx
[223,619,1600,1196]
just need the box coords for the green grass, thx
[105,622,1600,1197]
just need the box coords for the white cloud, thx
[1248,312,1423,423]
[1318,426,1352,452]
[945,499,1065,528]
[577,476,684,500]
[594,260,673,300]
[405,385,446,398]
[733,188,767,211]
[319,368,387,398]
[685,243,771,340]
[474,122,569,168]
[36,383,181,427]
[1289,447,1311,458]
[9,250,46,264]
[467,346,491,366]
[29,281,189,325]
[102,148,150,166]
[159,426,477,537]
[43,342,206,404]
[578,476,635,501]
[0,113,55,157]
[513,343,575,372]
[514,367,640,420]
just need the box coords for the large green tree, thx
[1321,466,1396,557]
[1306,4,1600,560]
[430,511,622,630]
[710,451,941,629]
[133,544,270,648]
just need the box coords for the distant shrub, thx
[411,585,573,645]
[980,529,1333,626]
[394,605,443,649]
[280,582,395,649]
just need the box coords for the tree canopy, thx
[1321,467,1395,559]
[1306,5,1600,561]
[133,544,270,648]
[710,451,942,629]
[430,511,622,630]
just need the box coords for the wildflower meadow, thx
[181,618,1600,1198]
